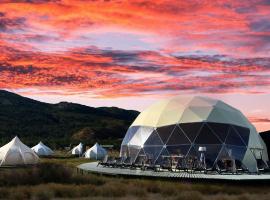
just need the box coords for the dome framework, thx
[120,96,268,172]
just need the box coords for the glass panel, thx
[207,122,230,142]
[217,146,230,160]
[180,123,203,143]
[155,147,170,164]
[186,145,199,158]
[225,126,246,146]
[120,145,128,157]
[156,125,175,144]
[144,130,164,146]
[166,145,190,157]
[166,125,190,145]
[134,149,146,164]
[226,145,247,161]
[185,146,199,169]
[233,125,250,146]
[143,146,163,163]
[121,126,140,145]
[194,144,222,168]
[128,126,154,146]
[195,124,222,144]
[128,145,141,163]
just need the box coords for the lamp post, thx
[198,146,207,169]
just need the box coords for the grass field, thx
[0,153,270,200]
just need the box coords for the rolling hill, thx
[0,90,139,148]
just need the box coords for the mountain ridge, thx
[0,90,139,148]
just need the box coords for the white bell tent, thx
[85,143,107,160]
[32,141,54,156]
[72,142,84,156]
[0,136,39,166]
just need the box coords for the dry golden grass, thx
[0,155,270,199]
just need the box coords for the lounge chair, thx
[256,159,268,173]
[159,157,172,171]
[122,156,133,168]
[175,157,188,172]
[114,157,125,168]
[101,156,115,167]
[203,159,216,174]
[216,160,229,174]
[235,159,249,174]
[132,155,146,169]
[142,157,158,171]
[97,155,108,166]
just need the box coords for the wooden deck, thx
[77,162,270,182]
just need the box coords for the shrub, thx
[174,191,203,200]
[146,182,161,193]
[30,184,56,200]
[71,174,106,186]
[98,182,127,197]
[192,184,222,195]
[8,187,31,200]
[160,184,178,196]
[46,184,79,198]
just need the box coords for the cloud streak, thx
[0,0,270,130]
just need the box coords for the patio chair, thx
[132,155,146,169]
[203,159,216,174]
[122,156,133,168]
[216,160,229,174]
[114,157,125,168]
[160,156,172,171]
[97,155,108,166]
[175,157,188,172]
[235,159,249,174]
[102,156,116,167]
[142,156,158,171]
[256,159,268,173]
[193,158,205,172]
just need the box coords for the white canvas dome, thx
[0,136,39,166]
[32,141,54,156]
[72,143,84,156]
[121,96,268,172]
[85,143,107,160]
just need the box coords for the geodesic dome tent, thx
[72,143,84,156]
[84,143,107,160]
[120,96,268,172]
[32,141,54,156]
[0,136,39,166]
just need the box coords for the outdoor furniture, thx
[175,157,188,172]
[97,155,108,166]
[216,160,229,174]
[102,156,115,167]
[160,156,172,171]
[123,156,133,168]
[142,155,158,171]
[114,157,125,168]
[203,159,215,174]
[256,159,268,173]
[235,159,249,174]
[132,155,146,169]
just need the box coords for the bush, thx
[174,191,203,200]
[98,182,127,197]
[8,187,31,200]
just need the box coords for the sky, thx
[0,0,270,132]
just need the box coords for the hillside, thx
[0,90,139,148]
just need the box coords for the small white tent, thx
[32,141,54,156]
[85,143,107,160]
[0,136,39,166]
[71,142,84,156]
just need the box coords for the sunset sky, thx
[0,0,270,131]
